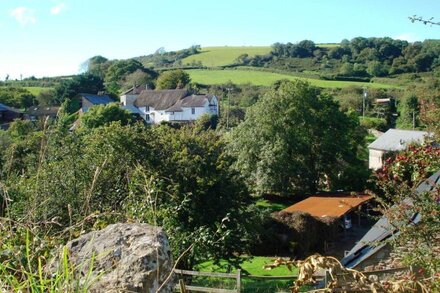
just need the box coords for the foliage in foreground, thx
[265,254,439,292]
[373,144,440,274]
[0,225,96,292]
[0,119,255,271]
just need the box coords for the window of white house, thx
[191,107,195,115]
[145,114,150,121]
[145,106,150,112]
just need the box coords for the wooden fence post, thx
[236,269,241,293]
[179,279,187,293]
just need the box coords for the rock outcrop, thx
[55,223,175,292]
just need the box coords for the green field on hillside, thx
[183,46,271,67]
[182,45,339,67]
[186,69,399,89]
[0,86,51,96]
[25,87,52,95]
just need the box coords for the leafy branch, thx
[409,15,440,26]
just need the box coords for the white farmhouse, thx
[121,88,219,124]
[368,129,429,170]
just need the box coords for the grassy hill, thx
[183,46,271,67]
[185,69,400,89]
[182,44,339,68]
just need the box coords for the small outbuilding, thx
[26,106,60,121]
[282,194,373,229]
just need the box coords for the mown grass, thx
[196,256,297,276]
[183,46,271,67]
[186,69,401,89]
[192,257,299,293]
[25,87,52,95]
[256,199,287,212]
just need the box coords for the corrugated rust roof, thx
[282,195,373,218]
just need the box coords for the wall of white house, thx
[369,149,385,170]
[138,98,218,124]
[120,94,137,106]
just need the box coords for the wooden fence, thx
[173,269,241,293]
[173,269,298,292]
[173,267,410,292]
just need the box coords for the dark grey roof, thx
[80,93,114,105]
[27,106,60,116]
[121,105,143,115]
[134,89,189,110]
[0,103,22,113]
[368,129,429,151]
[341,170,440,269]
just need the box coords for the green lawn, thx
[186,69,400,89]
[196,256,297,276]
[256,199,288,212]
[193,257,298,293]
[25,87,52,95]
[183,46,271,67]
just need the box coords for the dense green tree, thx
[339,62,354,76]
[366,60,388,77]
[80,103,134,128]
[156,69,191,89]
[85,55,112,78]
[126,125,253,269]
[36,89,57,106]
[54,73,104,104]
[229,80,366,196]
[396,93,419,129]
[122,69,155,91]
[0,87,36,108]
[104,59,156,94]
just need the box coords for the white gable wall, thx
[120,94,138,106]
[369,149,385,170]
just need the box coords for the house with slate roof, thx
[121,87,218,124]
[341,170,440,270]
[79,93,115,113]
[368,129,429,170]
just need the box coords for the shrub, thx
[359,116,388,131]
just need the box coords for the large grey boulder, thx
[59,223,175,292]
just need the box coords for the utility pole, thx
[225,87,232,129]
[362,88,368,117]
[412,110,415,130]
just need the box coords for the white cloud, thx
[10,7,37,26]
[394,33,419,43]
[50,3,66,15]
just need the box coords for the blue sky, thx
[1,0,439,79]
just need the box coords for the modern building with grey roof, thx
[368,129,429,170]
